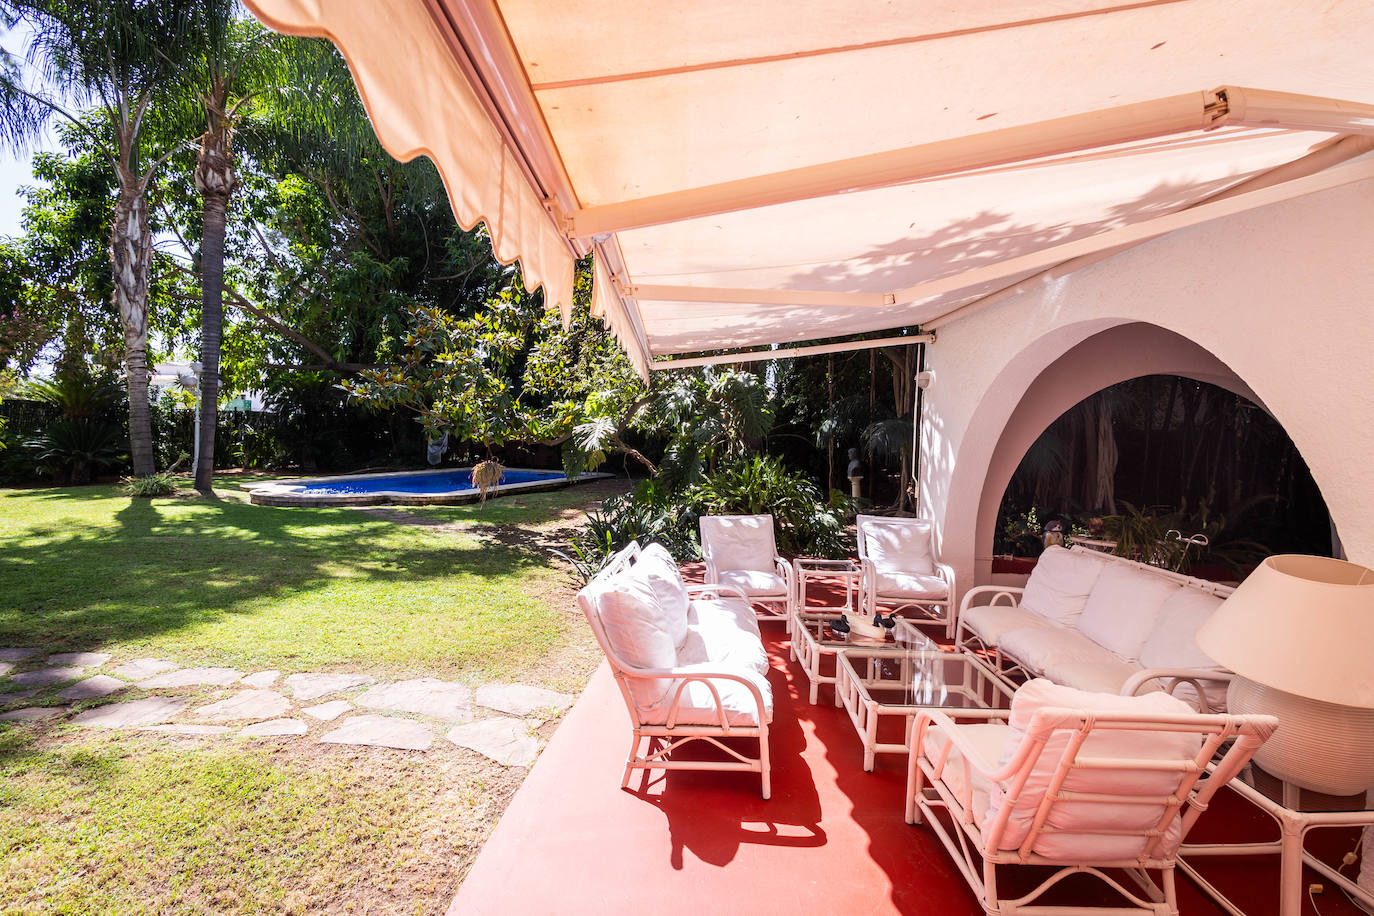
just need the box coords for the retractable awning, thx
[245,0,1374,379]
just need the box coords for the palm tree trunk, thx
[112,169,155,477]
[194,83,237,494]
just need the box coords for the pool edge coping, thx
[243,467,614,507]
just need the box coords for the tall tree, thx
[0,0,193,475]
[165,7,355,492]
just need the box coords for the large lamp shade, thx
[1197,555,1374,795]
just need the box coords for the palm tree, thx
[164,7,366,492]
[0,0,195,477]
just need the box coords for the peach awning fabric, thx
[245,0,1374,377]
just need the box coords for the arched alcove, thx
[934,320,1338,591]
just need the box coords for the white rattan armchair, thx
[905,681,1277,915]
[577,542,773,799]
[856,515,956,638]
[699,514,795,621]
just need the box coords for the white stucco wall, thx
[920,175,1374,599]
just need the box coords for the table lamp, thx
[1196,554,1374,796]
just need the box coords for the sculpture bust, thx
[846,447,863,479]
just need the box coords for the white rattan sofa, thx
[857,514,957,638]
[905,678,1277,915]
[957,546,1235,710]
[576,540,773,798]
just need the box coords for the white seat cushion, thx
[594,566,679,708]
[1138,590,1226,670]
[1076,564,1181,661]
[1137,589,1229,711]
[1043,653,1142,695]
[689,595,762,639]
[679,605,769,677]
[700,515,777,573]
[875,570,948,600]
[1020,547,1107,627]
[988,679,1202,862]
[998,626,1107,676]
[718,568,788,597]
[962,603,1052,648]
[921,722,1011,826]
[859,516,936,575]
[641,664,773,727]
[636,542,690,648]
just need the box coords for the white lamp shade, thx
[1197,555,1374,709]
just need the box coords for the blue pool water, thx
[296,468,567,496]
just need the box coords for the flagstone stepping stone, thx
[285,673,374,701]
[319,715,433,751]
[47,652,111,667]
[240,670,281,688]
[0,706,70,722]
[194,690,291,722]
[354,679,473,722]
[11,667,85,687]
[73,696,188,728]
[142,724,231,736]
[475,684,574,719]
[111,658,179,680]
[59,675,127,701]
[139,667,244,689]
[303,700,351,721]
[446,718,539,767]
[1,689,39,705]
[240,718,308,738]
[0,648,39,662]
[0,662,11,678]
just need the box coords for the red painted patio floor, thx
[450,623,1363,915]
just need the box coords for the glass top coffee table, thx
[789,558,864,705]
[836,621,1014,771]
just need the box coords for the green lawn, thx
[0,474,624,913]
[0,477,621,684]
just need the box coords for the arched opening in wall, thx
[994,375,1334,580]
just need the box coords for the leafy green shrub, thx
[25,419,126,484]
[123,472,178,498]
[564,455,848,580]
[690,455,848,557]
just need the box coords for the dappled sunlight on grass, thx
[0,726,496,913]
[0,477,582,679]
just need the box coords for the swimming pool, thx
[245,467,611,506]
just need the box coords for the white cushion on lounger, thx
[998,626,1105,676]
[1136,589,1230,710]
[875,571,948,600]
[594,567,678,707]
[701,515,777,572]
[637,542,690,648]
[718,569,788,597]
[921,722,1010,825]
[1076,564,1180,661]
[1020,547,1106,627]
[684,598,767,673]
[861,517,936,576]
[641,664,773,727]
[962,603,1052,647]
[1043,653,1141,695]
[989,679,1201,861]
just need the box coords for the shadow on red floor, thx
[450,588,1364,915]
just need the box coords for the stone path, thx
[0,647,575,768]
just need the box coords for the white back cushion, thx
[1076,564,1181,661]
[989,679,1202,861]
[637,542,690,647]
[1019,547,1106,626]
[859,516,935,575]
[700,515,776,573]
[1138,589,1227,671]
[594,566,677,708]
